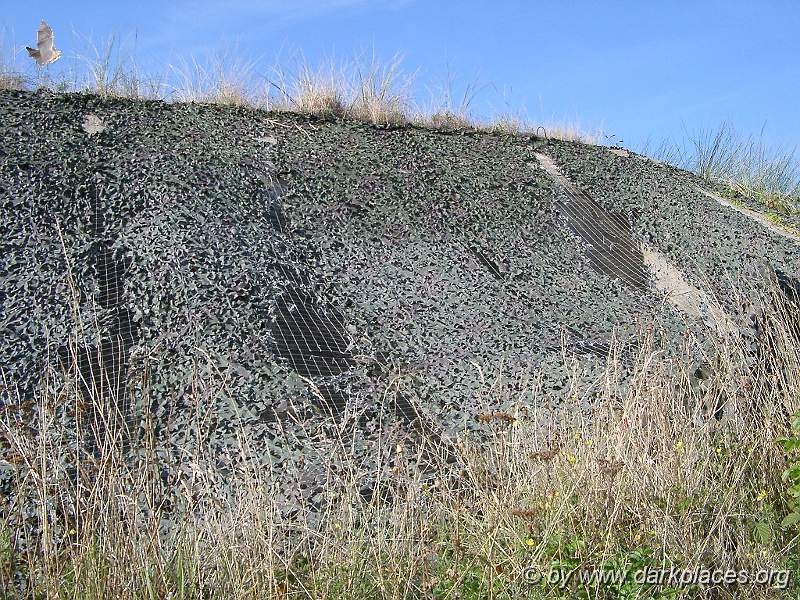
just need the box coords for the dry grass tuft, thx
[75,32,163,100]
[267,58,350,117]
[487,112,528,135]
[168,48,256,106]
[266,53,414,125]
[0,71,27,91]
[639,124,800,218]
[0,33,28,91]
[414,73,483,130]
[543,122,603,144]
[348,54,414,125]
[425,110,475,130]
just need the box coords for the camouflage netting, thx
[1,89,799,528]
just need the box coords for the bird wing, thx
[37,21,55,54]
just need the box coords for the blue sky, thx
[2,1,799,152]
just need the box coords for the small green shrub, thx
[531,533,688,599]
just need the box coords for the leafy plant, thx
[0,526,21,596]
[778,411,800,529]
[535,534,686,599]
[766,212,786,227]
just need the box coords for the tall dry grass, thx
[71,32,165,100]
[0,30,609,139]
[639,124,800,220]
[268,52,416,126]
[414,70,485,130]
[0,31,29,91]
[1,276,799,599]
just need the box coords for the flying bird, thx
[26,21,62,66]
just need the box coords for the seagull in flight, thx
[26,21,62,66]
